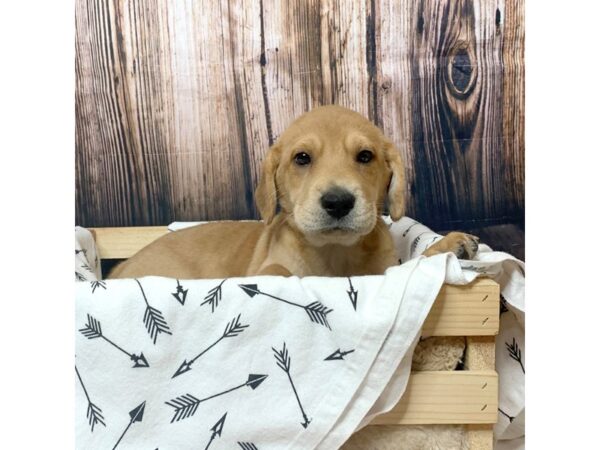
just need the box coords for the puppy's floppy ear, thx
[255,144,282,225]
[383,139,406,221]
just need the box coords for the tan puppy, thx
[110,105,478,279]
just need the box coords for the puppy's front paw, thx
[423,232,479,260]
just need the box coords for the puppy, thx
[109,105,477,279]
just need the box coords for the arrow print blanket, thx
[75,218,525,450]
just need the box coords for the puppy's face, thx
[256,106,405,246]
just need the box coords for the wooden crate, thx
[90,227,499,449]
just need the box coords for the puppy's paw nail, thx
[458,236,479,260]
[455,243,466,259]
[469,238,479,254]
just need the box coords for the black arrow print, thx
[240,284,333,330]
[172,314,249,378]
[79,314,149,368]
[112,401,145,450]
[506,337,525,374]
[238,443,258,450]
[273,343,311,428]
[401,220,418,237]
[498,407,515,423]
[81,263,95,274]
[135,279,172,344]
[166,374,268,423]
[75,365,105,432]
[324,348,355,361]
[202,279,227,312]
[90,280,106,293]
[410,232,428,257]
[346,277,358,311]
[460,264,489,274]
[424,235,440,251]
[204,413,227,450]
[171,279,188,305]
[76,271,86,281]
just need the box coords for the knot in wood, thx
[447,45,477,99]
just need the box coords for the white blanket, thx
[75,217,524,449]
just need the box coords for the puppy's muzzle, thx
[320,188,356,219]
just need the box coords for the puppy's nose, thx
[320,188,356,219]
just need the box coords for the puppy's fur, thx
[110,105,477,279]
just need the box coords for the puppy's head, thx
[256,105,405,246]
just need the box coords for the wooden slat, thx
[422,279,500,336]
[90,226,168,259]
[371,370,498,425]
[502,0,526,221]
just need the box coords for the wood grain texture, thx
[422,278,499,337]
[76,0,524,230]
[501,0,525,220]
[90,225,168,259]
[261,1,374,140]
[380,0,507,228]
[370,370,498,425]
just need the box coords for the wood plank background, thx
[75,0,524,231]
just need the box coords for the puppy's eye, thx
[356,149,374,164]
[294,152,311,166]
